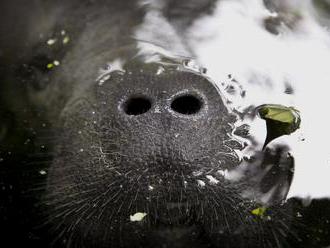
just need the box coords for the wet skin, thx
[0,0,330,247]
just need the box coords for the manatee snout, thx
[42,65,296,248]
[44,68,249,247]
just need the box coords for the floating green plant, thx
[258,104,301,149]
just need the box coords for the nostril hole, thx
[123,97,152,115]
[171,95,203,115]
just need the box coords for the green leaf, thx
[257,104,301,148]
[258,105,300,124]
[251,207,267,217]
[46,63,54,69]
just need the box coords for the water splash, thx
[186,0,330,199]
[96,59,125,85]
[133,0,330,199]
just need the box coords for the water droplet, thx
[156,66,165,75]
[53,60,60,66]
[206,175,219,185]
[47,38,56,46]
[103,64,111,71]
[181,59,207,75]
[197,180,205,187]
[98,74,111,86]
[200,67,207,74]
[154,106,161,113]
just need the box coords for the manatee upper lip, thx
[166,202,188,210]
[152,202,194,225]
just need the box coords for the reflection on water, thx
[0,0,330,247]
[136,0,330,200]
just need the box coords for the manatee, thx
[0,0,330,248]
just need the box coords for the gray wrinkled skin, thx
[45,63,293,248]
[3,1,327,248]
[48,65,240,245]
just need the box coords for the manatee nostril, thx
[123,97,152,115]
[171,94,203,115]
